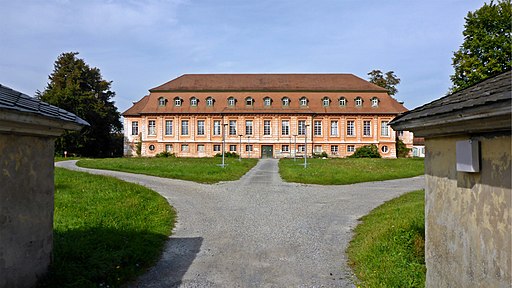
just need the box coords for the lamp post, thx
[289,135,292,158]
[238,134,243,161]
[221,123,228,168]
[293,134,297,161]
[247,135,251,159]
[304,124,309,168]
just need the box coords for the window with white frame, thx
[149,144,155,151]
[213,120,221,136]
[282,97,290,106]
[245,97,254,106]
[322,97,330,107]
[314,120,322,136]
[264,97,272,106]
[314,145,322,153]
[181,144,189,152]
[347,145,355,152]
[197,120,205,136]
[131,121,138,135]
[381,145,389,153]
[331,145,339,154]
[281,120,290,136]
[263,120,271,135]
[298,144,305,152]
[148,120,156,135]
[363,120,371,136]
[213,144,221,152]
[381,121,389,136]
[229,145,237,152]
[206,97,214,107]
[298,120,306,135]
[371,97,379,107]
[282,145,289,152]
[300,97,308,106]
[397,130,404,137]
[174,98,181,107]
[339,97,346,107]
[330,121,338,136]
[165,120,173,135]
[197,144,205,152]
[355,97,363,107]
[165,144,173,152]
[347,120,355,136]
[190,97,198,106]
[228,97,236,106]
[245,120,253,135]
[229,120,237,135]
[158,97,166,106]
[246,145,253,151]
[181,120,189,135]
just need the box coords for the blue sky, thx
[1,0,484,113]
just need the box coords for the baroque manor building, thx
[122,74,413,158]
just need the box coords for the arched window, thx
[264,97,272,106]
[339,97,346,107]
[174,97,182,107]
[245,97,254,106]
[190,97,198,106]
[228,97,236,107]
[322,97,330,107]
[206,97,214,107]
[371,97,379,107]
[300,97,308,107]
[158,97,166,106]
[282,97,290,106]
[355,97,363,107]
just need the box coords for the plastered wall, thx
[0,134,55,288]
[425,134,511,287]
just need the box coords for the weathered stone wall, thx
[0,134,55,288]
[425,134,511,288]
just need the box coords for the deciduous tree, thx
[450,0,511,91]
[37,52,122,157]
[367,70,401,97]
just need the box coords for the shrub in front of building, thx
[348,144,382,158]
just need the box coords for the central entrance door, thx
[261,145,273,158]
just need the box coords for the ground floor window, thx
[197,144,205,152]
[181,144,189,152]
[246,145,253,152]
[314,145,322,153]
[298,145,305,152]
[149,144,155,151]
[331,145,338,155]
[213,144,221,152]
[347,145,355,153]
[381,145,389,153]
[229,145,237,152]
[282,145,289,152]
[165,144,173,152]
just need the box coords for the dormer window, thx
[371,97,379,107]
[355,97,363,107]
[264,97,272,106]
[174,97,182,107]
[322,97,330,107]
[339,97,346,107]
[245,97,254,106]
[190,97,198,107]
[228,97,236,107]
[158,97,166,106]
[282,97,290,106]
[300,97,308,107]
[206,97,214,107]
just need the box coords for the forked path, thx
[56,159,425,287]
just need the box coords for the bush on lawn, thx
[348,144,382,158]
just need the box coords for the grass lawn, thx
[39,168,175,287]
[347,190,426,288]
[77,157,258,183]
[279,158,424,185]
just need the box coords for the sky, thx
[1,0,485,113]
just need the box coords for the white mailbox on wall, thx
[456,140,480,172]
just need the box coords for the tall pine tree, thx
[37,52,122,157]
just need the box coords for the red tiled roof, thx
[123,95,149,116]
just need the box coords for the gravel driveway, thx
[56,159,424,287]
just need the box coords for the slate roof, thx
[0,84,89,126]
[150,74,388,92]
[390,70,511,127]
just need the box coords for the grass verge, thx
[279,158,424,185]
[77,157,258,183]
[347,190,426,288]
[39,168,175,287]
